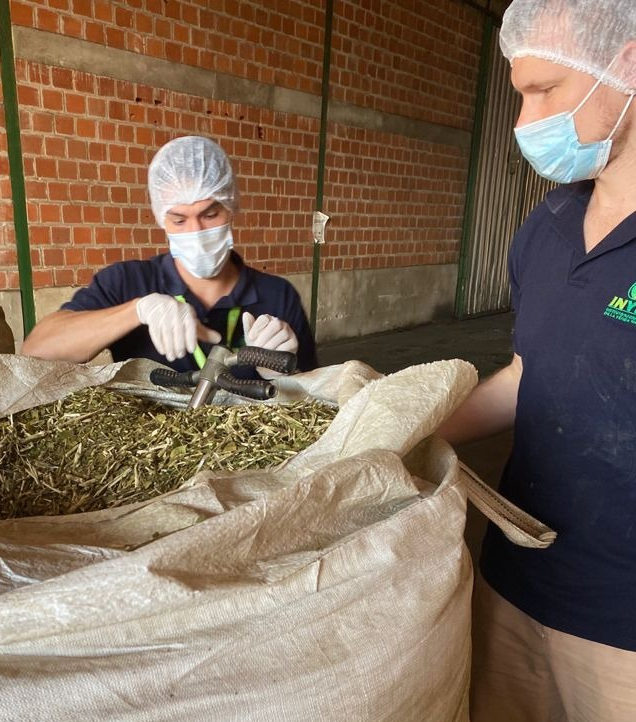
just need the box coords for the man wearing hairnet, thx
[439,1,636,720]
[23,136,317,375]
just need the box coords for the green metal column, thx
[0,0,36,336]
[454,14,494,319]
[309,0,334,335]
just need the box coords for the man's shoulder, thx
[94,254,169,284]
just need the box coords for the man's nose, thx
[184,218,205,232]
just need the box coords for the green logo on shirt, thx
[605,284,636,325]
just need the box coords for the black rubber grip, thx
[216,371,276,400]
[236,346,297,375]
[150,368,199,388]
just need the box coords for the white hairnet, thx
[500,0,636,95]
[148,136,238,228]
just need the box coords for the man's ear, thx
[616,41,636,91]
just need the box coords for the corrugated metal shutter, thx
[459,26,555,316]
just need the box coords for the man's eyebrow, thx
[166,201,220,219]
[199,201,221,214]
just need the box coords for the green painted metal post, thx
[0,0,36,336]
[454,14,494,319]
[309,0,333,335]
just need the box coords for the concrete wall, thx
[1,1,485,345]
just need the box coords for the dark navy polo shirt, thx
[481,181,636,651]
[62,251,317,375]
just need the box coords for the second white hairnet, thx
[148,136,238,228]
[500,0,636,95]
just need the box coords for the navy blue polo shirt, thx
[62,251,317,375]
[481,181,636,651]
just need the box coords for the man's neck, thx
[591,128,636,214]
[584,136,636,252]
[176,257,241,309]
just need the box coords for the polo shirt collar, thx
[159,251,259,309]
[549,181,636,267]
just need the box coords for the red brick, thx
[66,94,86,114]
[36,8,59,32]
[98,77,116,97]
[62,15,83,38]
[0,248,17,265]
[86,247,106,265]
[72,0,92,18]
[77,119,96,138]
[48,182,70,201]
[78,162,99,180]
[69,183,89,201]
[55,116,75,135]
[17,84,39,107]
[62,206,82,223]
[87,98,106,116]
[54,268,75,285]
[35,157,57,178]
[9,2,34,26]
[155,18,171,39]
[115,6,133,28]
[29,227,51,245]
[32,269,54,287]
[82,206,102,223]
[85,22,105,44]
[65,248,86,265]
[104,248,123,264]
[90,185,109,203]
[135,12,153,34]
[103,207,121,224]
[51,67,74,90]
[72,227,92,244]
[42,89,64,111]
[57,160,78,179]
[40,204,61,223]
[93,0,111,22]
[42,247,66,266]
[77,268,95,284]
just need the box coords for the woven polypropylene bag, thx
[0,355,553,722]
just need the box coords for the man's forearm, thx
[21,301,141,363]
[438,354,523,445]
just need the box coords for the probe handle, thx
[215,372,276,401]
[150,368,199,388]
[235,347,297,375]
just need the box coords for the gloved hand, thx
[136,293,220,362]
[242,311,299,378]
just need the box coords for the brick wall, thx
[0,0,483,316]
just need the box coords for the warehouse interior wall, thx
[0,0,489,348]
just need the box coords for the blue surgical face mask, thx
[514,74,635,184]
[168,223,233,279]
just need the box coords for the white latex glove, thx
[136,293,220,362]
[242,311,299,379]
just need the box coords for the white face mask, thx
[168,223,233,279]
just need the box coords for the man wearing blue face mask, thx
[438,0,636,720]
[22,136,317,376]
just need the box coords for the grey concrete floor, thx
[317,312,516,561]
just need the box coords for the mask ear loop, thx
[572,54,621,116]
[606,93,635,141]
